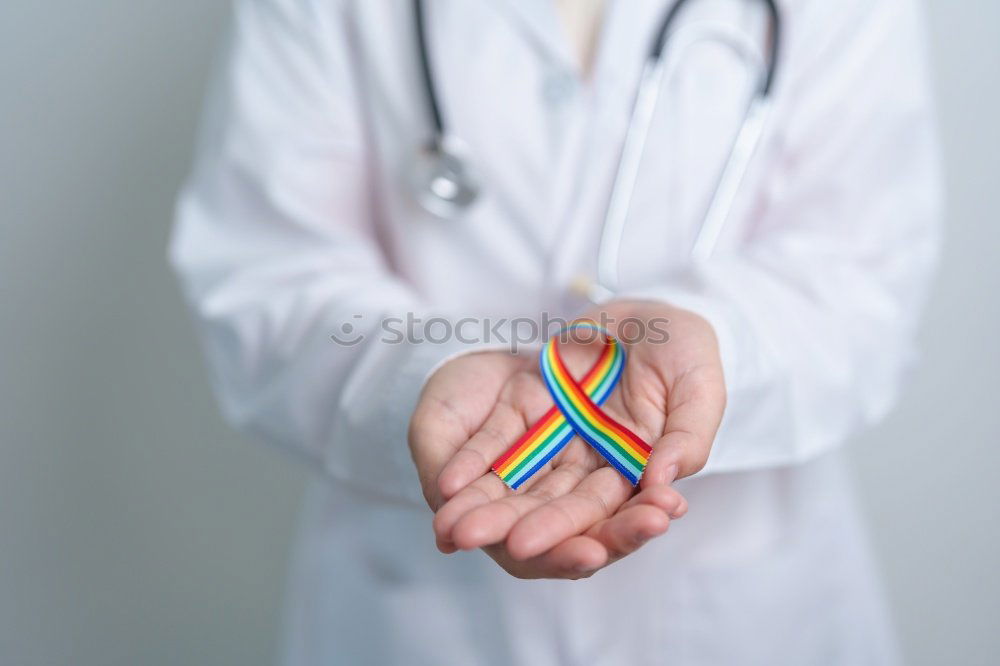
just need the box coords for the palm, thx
[408,351,533,510]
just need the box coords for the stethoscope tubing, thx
[413,0,444,142]
[651,0,780,92]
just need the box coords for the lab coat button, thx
[542,71,577,106]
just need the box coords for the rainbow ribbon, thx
[492,323,652,489]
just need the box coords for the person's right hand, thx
[408,345,688,579]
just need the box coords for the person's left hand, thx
[429,300,726,578]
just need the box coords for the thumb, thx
[640,373,725,487]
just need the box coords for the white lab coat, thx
[171,0,941,663]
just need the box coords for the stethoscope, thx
[410,0,781,303]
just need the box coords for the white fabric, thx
[171,0,942,663]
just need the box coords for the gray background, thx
[0,1,996,664]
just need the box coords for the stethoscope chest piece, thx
[410,136,481,219]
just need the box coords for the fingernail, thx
[633,533,652,546]
[574,562,598,574]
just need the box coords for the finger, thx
[504,467,634,561]
[436,400,532,500]
[449,460,593,551]
[484,500,679,581]
[410,354,533,509]
[585,504,671,562]
[642,366,725,487]
[408,395,481,510]
[533,493,682,577]
[583,487,689,568]
[537,535,609,578]
[433,473,510,552]
[481,539,607,580]
[621,483,687,518]
[435,450,592,551]
[503,486,687,576]
[437,367,555,500]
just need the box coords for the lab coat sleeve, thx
[622,0,943,473]
[170,0,482,503]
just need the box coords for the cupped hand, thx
[408,301,726,579]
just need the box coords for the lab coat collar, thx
[494,0,670,81]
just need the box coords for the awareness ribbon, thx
[492,323,652,489]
